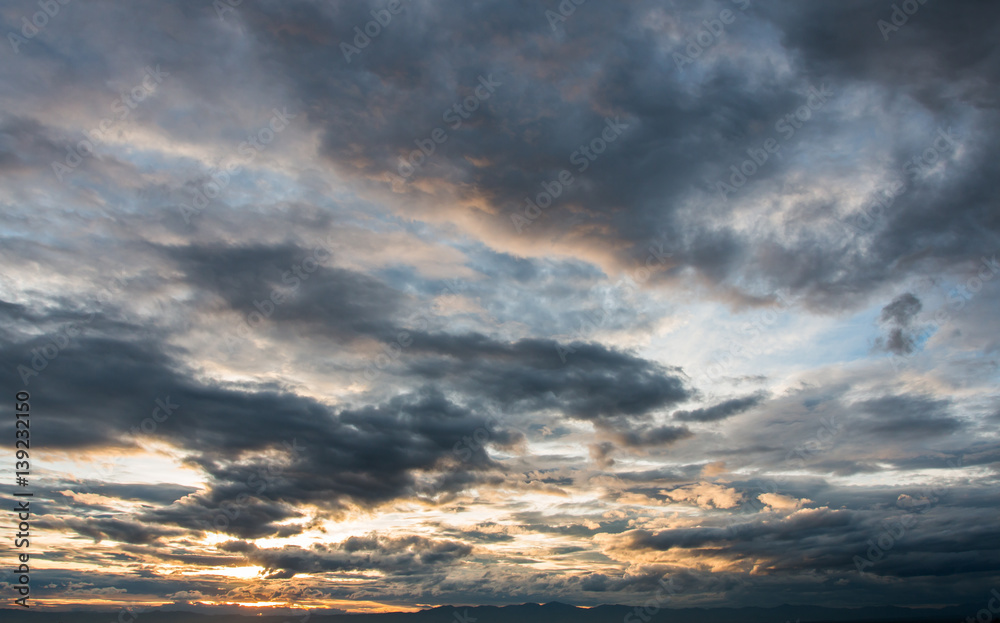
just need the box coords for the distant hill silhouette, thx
[0,601,979,623]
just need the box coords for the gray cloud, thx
[220,533,473,579]
[875,292,924,355]
[673,392,768,423]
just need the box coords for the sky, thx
[1,0,999,615]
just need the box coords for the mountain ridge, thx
[0,600,978,623]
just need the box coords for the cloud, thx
[3,0,1000,611]
[163,242,406,342]
[855,395,961,437]
[663,482,744,510]
[39,517,188,545]
[880,293,922,326]
[673,392,768,423]
[220,533,473,579]
[401,333,693,432]
[758,493,812,511]
[875,292,924,355]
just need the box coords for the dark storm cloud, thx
[117,546,241,569]
[611,466,699,484]
[69,482,198,505]
[44,481,198,514]
[0,115,66,175]
[220,533,473,579]
[612,503,1000,579]
[403,333,692,430]
[579,570,678,593]
[137,493,306,540]
[760,0,1000,98]
[5,0,999,309]
[2,284,693,544]
[164,243,405,341]
[274,387,510,507]
[7,565,235,607]
[614,424,693,448]
[880,293,922,327]
[38,517,188,545]
[673,392,767,423]
[880,326,916,356]
[1,321,507,535]
[875,292,923,355]
[801,459,884,477]
[736,1,1000,308]
[183,0,1000,311]
[661,379,983,485]
[855,394,961,437]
